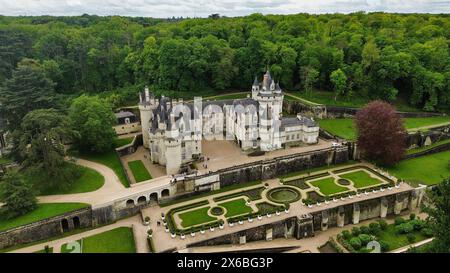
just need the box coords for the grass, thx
[0,203,89,232]
[178,206,217,228]
[159,180,262,207]
[404,116,450,130]
[377,224,427,251]
[114,137,135,148]
[60,239,82,253]
[386,150,450,186]
[279,161,357,180]
[318,118,356,140]
[309,177,349,196]
[206,92,250,101]
[218,198,253,218]
[39,165,104,195]
[339,170,383,189]
[407,138,450,155]
[82,227,136,253]
[127,160,152,182]
[318,116,450,140]
[78,149,129,187]
[287,90,422,112]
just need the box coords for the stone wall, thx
[180,146,350,192]
[0,207,92,250]
[407,125,450,149]
[283,101,327,119]
[115,134,143,157]
[404,142,450,160]
[185,189,421,248]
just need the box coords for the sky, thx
[0,0,449,17]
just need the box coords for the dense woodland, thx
[0,12,449,115]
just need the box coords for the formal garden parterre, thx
[161,164,398,236]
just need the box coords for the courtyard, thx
[197,138,333,174]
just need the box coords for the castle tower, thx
[164,137,182,175]
[139,86,156,148]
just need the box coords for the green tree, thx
[424,177,450,253]
[0,173,37,219]
[16,109,78,191]
[300,66,319,95]
[330,68,347,101]
[69,95,116,153]
[0,59,56,130]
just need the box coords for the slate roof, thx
[280,116,317,130]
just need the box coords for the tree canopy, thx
[0,13,448,111]
[355,100,407,165]
[68,95,116,153]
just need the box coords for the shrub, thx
[410,219,424,231]
[409,213,416,220]
[407,233,416,243]
[358,234,372,245]
[378,219,388,230]
[379,241,390,252]
[360,225,370,235]
[342,230,352,240]
[396,223,414,234]
[144,216,150,222]
[369,222,381,235]
[349,237,362,250]
[351,227,361,237]
[421,227,433,238]
[147,229,153,236]
[395,217,406,225]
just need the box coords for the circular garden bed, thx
[267,187,301,204]
[337,178,351,186]
[209,206,225,216]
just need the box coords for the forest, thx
[0,12,449,116]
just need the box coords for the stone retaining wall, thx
[187,189,421,248]
[404,142,450,160]
[0,207,92,250]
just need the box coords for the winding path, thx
[37,158,126,206]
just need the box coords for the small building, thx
[113,111,142,135]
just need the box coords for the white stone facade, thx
[139,70,320,175]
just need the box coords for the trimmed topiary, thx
[358,234,371,245]
[378,219,388,230]
[369,222,381,235]
[342,230,352,240]
[407,233,416,243]
[349,237,362,250]
[351,227,360,237]
[395,216,406,226]
[360,225,370,235]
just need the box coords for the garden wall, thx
[181,146,350,193]
[185,189,419,249]
[407,125,450,149]
[0,207,92,250]
[404,142,450,160]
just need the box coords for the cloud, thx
[0,0,448,17]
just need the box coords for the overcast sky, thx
[0,0,449,17]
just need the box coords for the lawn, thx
[318,118,356,140]
[309,177,349,196]
[114,137,135,148]
[178,206,217,228]
[159,180,262,207]
[318,116,450,140]
[287,90,422,112]
[218,198,253,218]
[279,161,357,180]
[127,160,152,182]
[60,239,82,253]
[207,92,250,101]
[404,116,450,130]
[339,170,383,189]
[386,150,450,186]
[82,227,136,253]
[0,203,89,232]
[377,224,427,251]
[78,149,129,187]
[39,165,104,195]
